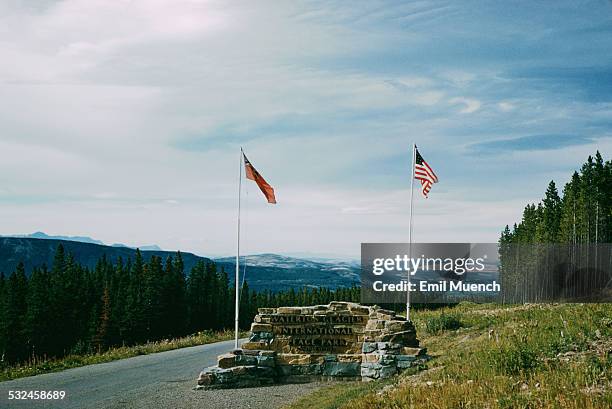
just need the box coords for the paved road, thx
[0,339,321,409]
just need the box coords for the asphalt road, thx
[0,339,321,409]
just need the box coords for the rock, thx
[362,354,380,364]
[217,354,237,369]
[366,320,386,330]
[323,354,338,362]
[235,354,258,366]
[362,342,378,353]
[242,341,268,350]
[329,301,350,311]
[385,320,414,332]
[322,362,360,377]
[256,355,275,367]
[396,355,417,369]
[378,354,395,365]
[251,323,273,332]
[276,354,311,365]
[377,342,402,351]
[361,363,381,378]
[401,347,427,356]
[337,354,361,363]
[348,304,371,315]
[380,330,417,344]
[277,307,301,314]
[379,364,397,378]
[197,372,215,385]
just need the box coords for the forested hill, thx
[0,237,359,291]
[0,237,210,278]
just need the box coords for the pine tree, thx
[187,261,207,332]
[541,181,561,242]
[92,287,111,352]
[124,250,146,344]
[25,266,50,359]
[0,272,6,361]
[143,256,164,340]
[4,263,28,363]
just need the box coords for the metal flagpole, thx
[235,148,243,349]
[407,144,416,322]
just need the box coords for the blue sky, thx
[0,0,610,258]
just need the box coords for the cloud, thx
[469,134,597,154]
[449,97,481,114]
[505,66,612,102]
[0,1,611,256]
[498,101,515,112]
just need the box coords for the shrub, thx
[489,344,539,375]
[425,312,463,334]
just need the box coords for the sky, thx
[0,0,611,259]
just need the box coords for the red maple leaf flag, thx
[243,153,277,204]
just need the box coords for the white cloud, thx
[498,101,515,112]
[449,97,481,114]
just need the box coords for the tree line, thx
[499,151,611,302]
[0,245,359,365]
[500,151,610,245]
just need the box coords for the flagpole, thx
[235,148,243,349]
[407,144,416,322]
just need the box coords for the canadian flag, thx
[243,152,277,204]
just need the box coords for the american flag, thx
[414,146,438,197]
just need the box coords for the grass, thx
[0,330,248,382]
[288,379,395,409]
[286,303,612,409]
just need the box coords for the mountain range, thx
[1,232,162,251]
[0,237,359,291]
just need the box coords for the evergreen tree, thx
[92,286,111,352]
[25,266,50,359]
[4,263,28,362]
[541,181,561,242]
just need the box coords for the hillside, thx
[0,238,359,291]
[0,237,211,277]
[289,302,612,409]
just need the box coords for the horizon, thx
[1,1,611,257]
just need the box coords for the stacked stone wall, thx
[197,302,428,389]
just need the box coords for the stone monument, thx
[197,301,428,389]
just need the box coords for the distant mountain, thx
[4,231,105,245]
[0,237,209,278]
[111,243,162,251]
[0,238,359,291]
[214,253,360,286]
[1,232,162,252]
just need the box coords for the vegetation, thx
[499,151,611,302]
[423,312,463,334]
[0,246,359,369]
[288,302,612,409]
[500,151,610,245]
[288,152,611,409]
[0,329,246,382]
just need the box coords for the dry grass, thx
[288,303,612,409]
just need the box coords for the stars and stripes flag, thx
[243,152,277,204]
[414,146,438,197]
